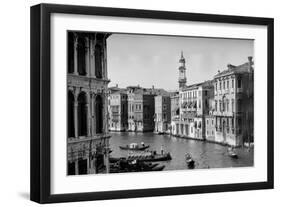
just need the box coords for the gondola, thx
[185,153,195,168]
[228,147,238,159]
[127,151,172,162]
[119,142,150,151]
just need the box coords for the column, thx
[92,156,97,174]
[73,33,78,75]
[104,148,110,173]
[75,160,79,175]
[87,157,90,174]
[86,93,91,137]
[103,37,108,79]
[74,100,78,138]
[85,37,90,77]
[103,93,108,134]
[91,94,96,136]
[90,37,96,78]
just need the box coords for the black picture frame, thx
[30,3,274,204]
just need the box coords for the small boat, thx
[228,147,238,159]
[185,153,195,168]
[119,142,150,151]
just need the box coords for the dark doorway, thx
[78,92,87,136]
[68,91,75,138]
[67,162,75,175]
[78,159,88,175]
[96,154,105,173]
[95,95,103,134]
[95,44,102,79]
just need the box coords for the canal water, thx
[109,131,254,171]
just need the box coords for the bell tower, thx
[178,51,187,88]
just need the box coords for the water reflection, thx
[109,132,254,171]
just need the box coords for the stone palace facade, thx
[67,32,111,175]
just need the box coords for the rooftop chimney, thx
[248,56,253,65]
[248,56,254,72]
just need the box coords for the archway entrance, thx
[78,92,87,136]
[78,159,88,175]
[67,162,75,175]
[67,91,75,138]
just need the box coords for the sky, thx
[107,33,253,91]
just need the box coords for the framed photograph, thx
[30,3,274,203]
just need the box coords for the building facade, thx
[205,114,216,142]
[171,81,213,139]
[67,32,111,175]
[108,88,128,131]
[171,52,215,140]
[154,95,171,133]
[126,86,169,132]
[213,57,254,146]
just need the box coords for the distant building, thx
[126,85,168,132]
[172,81,213,139]
[67,32,111,175]
[205,115,216,142]
[213,57,254,146]
[171,52,214,139]
[170,91,180,120]
[127,86,143,131]
[108,88,128,131]
[154,95,171,133]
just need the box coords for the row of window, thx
[67,32,103,78]
[215,99,243,112]
[110,95,127,99]
[180,90,208,100]
[206,119,215,126]
[206,130,215,136]
[155,113,167,121]
[128,103,141,112]
[215,78,242,91]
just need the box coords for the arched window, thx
[67,91,75,138]
[95,95,103,134]
[78,92,87,136]
[77,37,86,76]
[95,44,103,79]
[67,32,74,74]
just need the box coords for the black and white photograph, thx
[67,31,254,175]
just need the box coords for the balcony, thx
[67,134,111,144]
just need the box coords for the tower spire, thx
[178,51,187,88]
